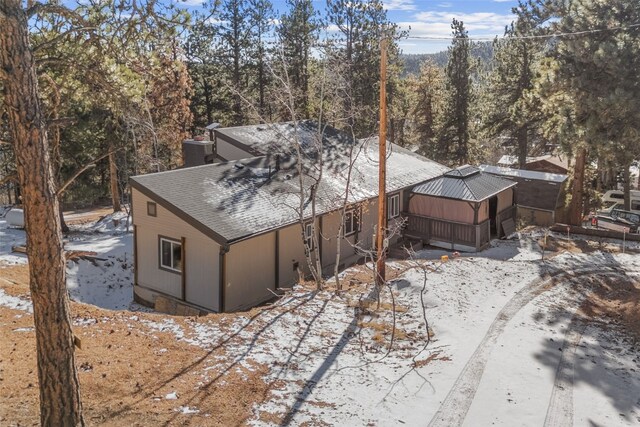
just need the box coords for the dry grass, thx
[539,235,640,255]
[358,320,410,342]
[0,264,280,426]
[579,275,640,346]
[412,351,451,368]
[348,298,408,313]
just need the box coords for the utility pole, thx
[376,38,388,288]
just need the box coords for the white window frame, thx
[159,237,182,273]
[388,193,400,219]
[344,207,360,237]
[304,221,314,251]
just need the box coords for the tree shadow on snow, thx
[531,250,640,421]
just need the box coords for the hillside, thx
[401,41,494,75]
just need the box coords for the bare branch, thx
[56,149,118,196]
[33,27,97,53]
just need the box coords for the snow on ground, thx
[1,212,639,425]
[0,210,145,311]
[0,218,28,265]
[0,288,33,313]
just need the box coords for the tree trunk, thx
[109,146,122,212]
[569,147,587,226]
[59,202,69,233]
[517,126,528,169]
[0,2,84,426]
[622,160,631,211]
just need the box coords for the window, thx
[147,201,157,217]
[388,194,400,219]
[344,208,360,236]
[304,222,314,251]
[159,237,182,273]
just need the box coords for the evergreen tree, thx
[480,2,550,168]
[536,0,640,213]
[438,19,473,165]
[218,0,253,125]
[409,61,445,156]
[277,0,319,119]
[249,0,275,120]
[325,0,403,136]
[185,14,230,128]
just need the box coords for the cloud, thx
[437,2,453,7]
[383,0,416,11]
[178,0,205,6]
[402,11,514,39]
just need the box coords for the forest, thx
[2,0,639,215]
[2,1,640,425]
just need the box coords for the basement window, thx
[147,201,157,217]
[159,237,182,273]
[344,208,361,237]
[388,194,400,219]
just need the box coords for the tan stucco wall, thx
[132,188,221,311]
[410,195,479,224]
[216,136,254,161]
[478,200,489,223]
[278,222,313,287]
[320,199,377,271]
[225,231,276,312]
[134,186,411,312]
[497,188,514,213]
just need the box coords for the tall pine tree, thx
[438,19,473,165]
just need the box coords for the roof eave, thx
[129,178,229,246]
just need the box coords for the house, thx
[130,121,449,313]
[479,165,569,226]
[498,154,569,175]
[404,165,517,252]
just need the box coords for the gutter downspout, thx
[219,244,229,312]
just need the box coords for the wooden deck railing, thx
[403,213,491,251]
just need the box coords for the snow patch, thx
[0,289,33,313]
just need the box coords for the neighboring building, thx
[404,166,517,252]
[131,121,449,313]
[479,165,569,226]
[498,154,570,175]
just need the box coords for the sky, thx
[378,0,519,54]
[172,0,521,54]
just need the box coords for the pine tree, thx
[480,2,549,168]
[277,0,319,119]
[438,19,473,165]
[325,0,402,136]
[219,0,252,125]
[249,0,275,120]
[1,2,84,424]
[536,0,640,214]
[409,61,445,156]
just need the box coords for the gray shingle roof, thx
[412,165,516,202]
[131,123,449,244]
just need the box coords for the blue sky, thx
[379,0,519,53]
[177,0,520,54]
